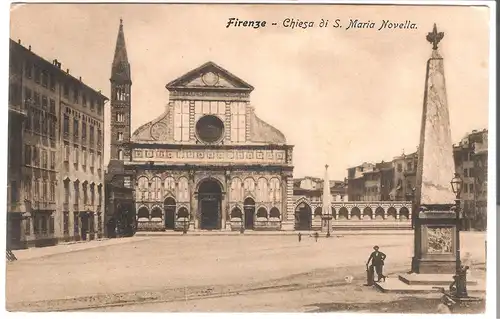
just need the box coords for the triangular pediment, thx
[166,61,254,91]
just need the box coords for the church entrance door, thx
[198,180,222,230]
[243,197,255,230]
[164,197,176,230]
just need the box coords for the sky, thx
[10,3,491,180]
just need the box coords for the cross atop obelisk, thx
[426,23,444,50]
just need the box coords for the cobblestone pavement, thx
[6,232,486,312]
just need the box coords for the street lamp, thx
[450,173,468,298]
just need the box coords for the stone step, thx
[374,277,486,294]
[399,273,478,286]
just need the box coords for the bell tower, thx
[110,18,132,161]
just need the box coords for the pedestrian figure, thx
[366,245,387,282]
[314,232,319,242]
[298,232,302,242]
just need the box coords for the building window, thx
[64,180,70,204]
[98,185,102,204]
[34,65,40,83]
[34,92,40,106]
[83,184,88,205]
[41,94,47,110]
[24,86,32,107]
[41,70,48,87]
[24,145,31,166]
[97,153,102,169]
[463,184,468,193]
[118,149,124,160]
[63,84,69,97]
[33,147,39,166]
[74,182,80,205]
[397,164,403,172]
[24,62,32,78]
[98,213,102,234]
[82,95,87,107]
[50,182,55,202]
[469,183,474,193]
[463,168,469,178]
[63,115,70,136]
[42,179,48,200]
[174,101,190,142]
[97,103,102,115]
[117,132,123,141]
[73,118,79,137]
[49,74,56,91]
[49,99,55,114]
[90,125,95,146]
[97,129,103,147]
[82,122,87,141]
[82,149,87,167]
[73,87,79,103]
[74,147,79,166]
[64,144,70,162]
[90,151,95,168]
[90,184,95,205]
[42,150,48,169]
[231,102,246,142]
[116,113,124,122]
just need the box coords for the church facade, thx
[108,21,295,231]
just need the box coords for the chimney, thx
[79,76,82,81]
[28,45,31,51]
[17,39,20,44]
[66,69,69,74]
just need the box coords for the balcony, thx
[9,103,27,117]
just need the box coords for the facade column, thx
[188,170,196,230]
[222,170,230,230]
[282,171,295,230]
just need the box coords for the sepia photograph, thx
[4,1,495,315]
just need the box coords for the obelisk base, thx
[411,204,458,274]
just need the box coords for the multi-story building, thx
[391,150,418,201]
[107,20,294,232]
[7,39,108,248]
[346,162,375,201]
[453,129,488,230]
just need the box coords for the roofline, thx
[165,61,255,91]
[10,39,109,101]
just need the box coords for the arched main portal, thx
[243,197,255,229]
[164,197,176,230]
[198,179,222,230]
[295,202,312,230]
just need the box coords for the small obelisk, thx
[411,24,457,273]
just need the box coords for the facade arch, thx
[177,206,189,219]
[231,206,243,219]
[230,177,244,202]
[269,207,280,219]
[375,207,385,220]
[137,206,150,220]
[351,206,361,220]
[387,206,397,220]
[338,207,348,220]
[399,206,410,220]
[256,177,269,202]
[256,206,268,219]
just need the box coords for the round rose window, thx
[196,115,225,143]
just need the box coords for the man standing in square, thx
[366,245,387,282]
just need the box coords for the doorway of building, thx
[198,179,222,230]
[244,197,255,229]
[164,197,176,230]
[295,202,312,230]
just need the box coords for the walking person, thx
[314,232,319,242]
[298,232,302,242]
[366,245,387,282]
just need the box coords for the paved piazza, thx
[6,232,486,312]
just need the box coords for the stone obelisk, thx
[411,24,457,274]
